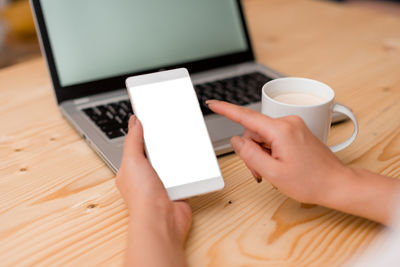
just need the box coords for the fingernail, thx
[205,99,218,106]
[128,115,136,130]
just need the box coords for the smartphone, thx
[125,68,224,200]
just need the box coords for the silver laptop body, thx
[61,63,282,172]
[31,0,282,172]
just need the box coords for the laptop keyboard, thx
[83,100,133,139]
[194,72,271,115]
[82,72,272,139]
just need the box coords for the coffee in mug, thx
[261,77,358,152]
[271,92,327,106]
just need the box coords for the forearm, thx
[125,207,187,267]
[321,167,400,225]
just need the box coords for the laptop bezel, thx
[30,0,255,104]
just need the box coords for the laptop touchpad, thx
[205,115,244,142]
[205,102,261,142]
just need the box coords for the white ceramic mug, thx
[261,77,358,152]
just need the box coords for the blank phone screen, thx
[129,76,221,188]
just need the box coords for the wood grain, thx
[1,0,399,266]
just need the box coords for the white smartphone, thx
[125,68,224,200]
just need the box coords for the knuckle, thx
[238,140,253,159]
[287,115,305,126]
[239,140,259,164]
[277,116,306,136]
[243,129,251,138]
[277,120,294,135]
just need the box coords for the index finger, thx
[206,100,276,139]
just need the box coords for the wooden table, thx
[1,0,399,266]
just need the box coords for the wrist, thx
[129,198,185,243]
[127,215,186,267]
[320,166,400,225]
[127,193,171,221]
[313,164,354,208]
[127,205,186,261]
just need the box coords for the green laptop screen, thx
[40,0,249,87]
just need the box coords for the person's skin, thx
[116,100,400,266]
[116,115,191,267]
[206,100,400,225]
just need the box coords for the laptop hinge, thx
[73,97,90,105]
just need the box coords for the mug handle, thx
[329,103,359,152]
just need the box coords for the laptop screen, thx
[40,0,249,87]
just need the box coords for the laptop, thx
[30,0,281,172]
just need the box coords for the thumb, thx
[231,136,279,181]
[122,115,146,161]
[121,115,167,193]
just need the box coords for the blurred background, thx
[0,0,40,68]
[0,0,399,69]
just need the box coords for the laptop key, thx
[96,118,111,126]
[105,104,117,115]
[106,129,124,139]
[118,108,128,118]
[105,111,114,120]
[100,125,118,133]
[93,107,103,115]
[119,100,133,113]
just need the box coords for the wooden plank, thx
[0,0,399,265]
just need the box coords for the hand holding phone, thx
[126,68,224,200]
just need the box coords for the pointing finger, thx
[207,100,277,145]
